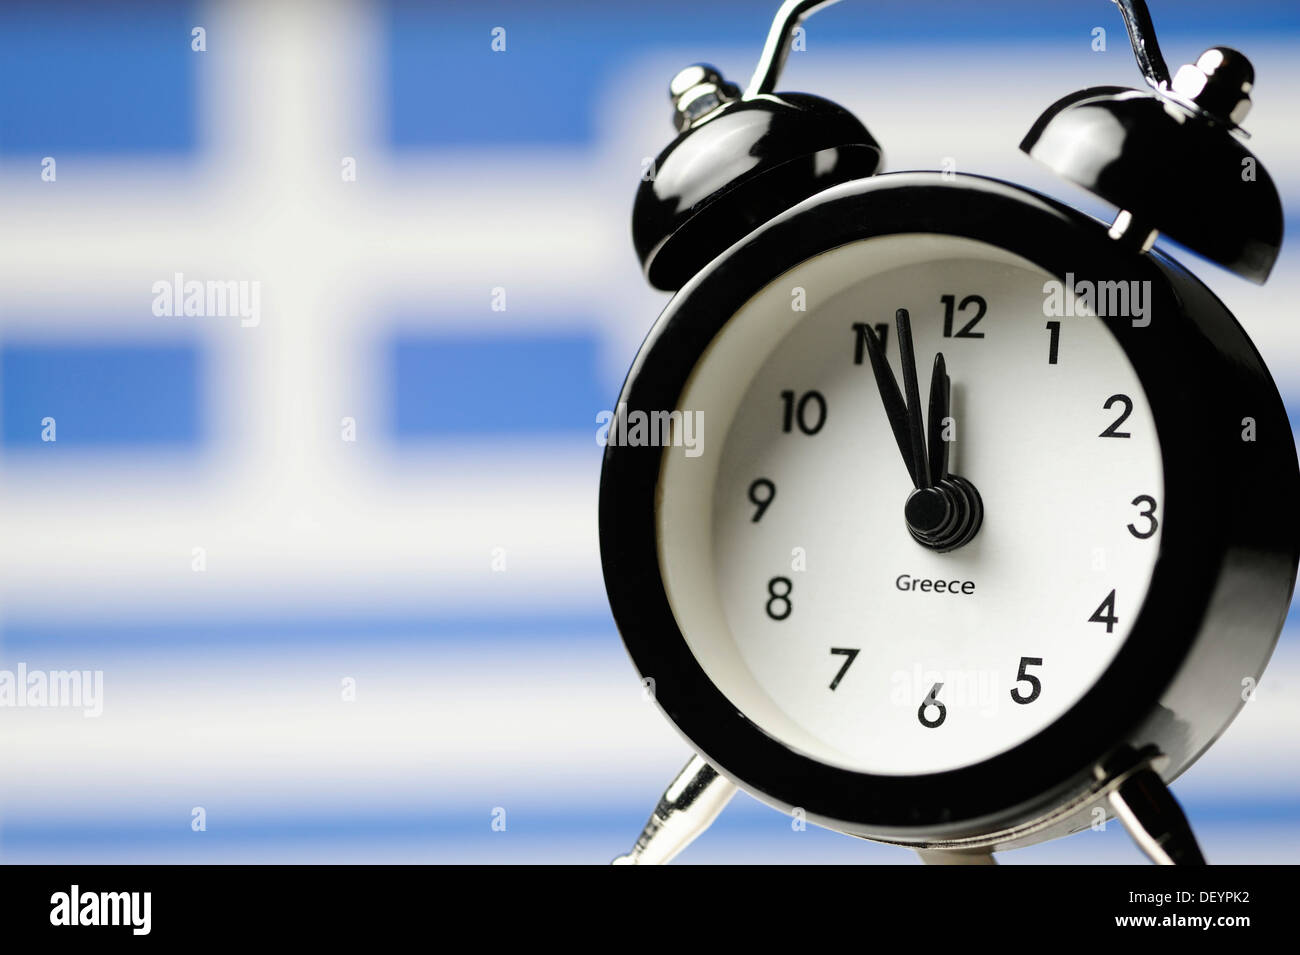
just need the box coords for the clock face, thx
[657,234,1164,776]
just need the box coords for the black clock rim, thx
[599,171,1287,836]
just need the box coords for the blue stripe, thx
[0,610,615,655]
[389,330,607,437]
[3,796,1295,855]
[0,800,860,864]
[2,613,1296,656]
[386,4,601,148]
[0,1,1293,155]
[1,342,203,448]
[384,0,1300,149]
[0,2,198,155]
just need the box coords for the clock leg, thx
[611,755,737,865]
[916,848,997,865]
[1109,764,1207,865]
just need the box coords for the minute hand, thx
[860,312,923,487]
[894,308,933,487]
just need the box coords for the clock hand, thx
[894,308,933,488]
[863,308,941,488]
[913,348,982,550]
[860,308,983,553]
[860,317,922,487]
[927,352,950,481]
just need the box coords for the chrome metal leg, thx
[612,755,738,865]
[1109,764,1207,865]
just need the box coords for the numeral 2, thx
[1100,394,1133,438]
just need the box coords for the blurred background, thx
[1,0,1297,864]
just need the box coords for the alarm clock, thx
[600,0,1297,864]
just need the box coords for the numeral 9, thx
[748,478,776,522]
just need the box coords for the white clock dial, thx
[658,234,1164,776]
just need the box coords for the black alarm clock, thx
[600,0,1297,864]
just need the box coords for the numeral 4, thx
[1089,590,1118,633]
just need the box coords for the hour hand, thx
[907,346,981,553]
[927,352,950,481]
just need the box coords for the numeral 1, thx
[1046,320,1060,364]
[852,322,889,363]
